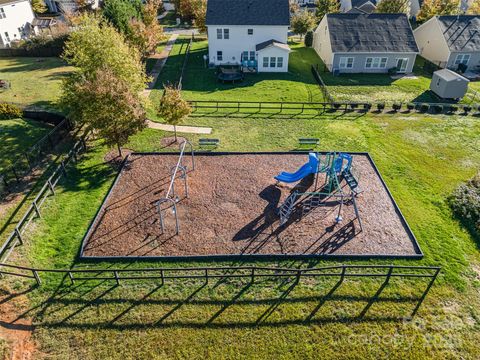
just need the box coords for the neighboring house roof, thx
[205,0,290,26]
[356,1,376,14]
[351,0,377,7]
[434,68,469,82]
[436,15,480,52]
[326,13,419,53]
[256,39,290,51]
[32,17,58,28]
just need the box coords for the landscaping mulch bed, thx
[81,153,421,259]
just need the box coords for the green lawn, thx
[3,112,480,359]
[0,118,53,172]
[0,57,72,109]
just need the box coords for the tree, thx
[102,0,143,34]
[192,0,207,33]
[467,0,480,14]
[375,0,410,14]
[289,0,300,14]
[315,0,340,21]
[31,0,48,14]
[157,85,191,142]
[60,15,148,156]
[291,11,316,39]
[417,0,460,22]
[62,68,146,157]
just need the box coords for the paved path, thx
[142,33,179,97]
[147,120,212,134]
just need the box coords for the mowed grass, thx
[4,112,480,359]
[0,118,53,171]
[148,40,324,118]
[0,57,71,109]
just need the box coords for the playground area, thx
[80,151,421,259]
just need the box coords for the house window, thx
[216,28,222,39]
[0,8,5,19]
[4,32,10,42]
[263,57,269,67]
[270,57,276,67]
[339,57,354,69]
[248,29,253,35]
[277,57,283,68]
[454,54,470,65]
[223,29,229,39]
[217,51,223,61]
[365,57,388,69]
[249,51,255,61]
[242,51,248,61]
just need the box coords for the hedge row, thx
[449,173,480,236]
[0,103,22,120]
[330,102,475,115]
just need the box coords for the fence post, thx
[340,265,346,282]
[32,270,41,286]
[33,200,41,218]
[205,269,209,284]
[296,270,301,284]
[114,271,120,286]
[160,269,164,286]
[251,268,255,283]
[15,227,23,245]
[60,161,67,177]
[47,178,55,195]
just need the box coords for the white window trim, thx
[395,58,409,72]
[454,53,470,65]
[365,57,388,69]
[339,57,354,69]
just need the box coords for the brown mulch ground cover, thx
[81,153,420,258]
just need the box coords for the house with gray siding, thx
[414,15,480,73]
[312,13,419,74]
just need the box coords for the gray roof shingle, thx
[326,13,419,53]
[206,0,290,26]
[437,15,480,52]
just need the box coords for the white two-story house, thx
[0,0,36,48]
[205,0,291,72]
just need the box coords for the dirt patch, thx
[81,153,420,258]
[0,286,36,360]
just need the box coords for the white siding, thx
[413,17,451,66]
[207,24,289,72]
[257,46,289,72]
[312,16,334,70]
[0,0,35,48]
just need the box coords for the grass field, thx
[0,57,71,109]
[3,112,480,359]
[0,118,53,172]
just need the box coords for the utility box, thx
[430,69,469,100]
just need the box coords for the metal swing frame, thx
[156,140,195,235]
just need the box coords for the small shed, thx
[430,69,469,100]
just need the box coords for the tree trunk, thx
[117,143,122,158]
[174,125,177,143]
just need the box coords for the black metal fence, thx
[0,136,88,263]
[0,118,74,199]
[311,64,334,103]
[0,262,440,288]
[188,99,480,116]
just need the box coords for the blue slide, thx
[275,153,319,183]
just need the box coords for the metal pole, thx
[32,270,41,286]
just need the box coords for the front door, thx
[396,58,409,73]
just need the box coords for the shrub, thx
[449,172,480,236]
[406,103,415,112]
[332,103,341,110]
[304,31,313,47]
[376,103,385,111]
[363,103,372,111]
[462,105,472,114]
[448,105,459,113]
[350,103,358,110]
[419,103,429,113]
[387,67,398,76]
[433,104,443,113]
[0,103,22,120]
[392,103,401,112]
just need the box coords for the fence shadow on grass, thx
[3,272,438,331]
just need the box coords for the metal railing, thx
[0,262,441,287]
[0,118,74,199]
[0,135,88,263]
